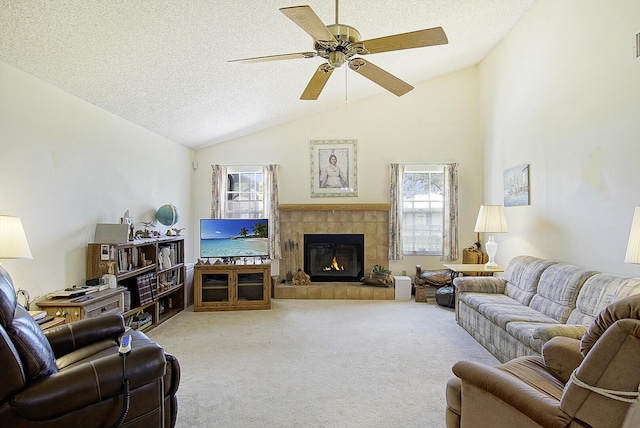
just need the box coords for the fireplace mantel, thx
[278,204,389,212]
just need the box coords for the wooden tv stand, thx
[194,263,271,311]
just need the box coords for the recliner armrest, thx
[10,342,166,421]
[541,336,584,383]
[453,276,506,294]
[452,360,571,427]
[44,313,125,357]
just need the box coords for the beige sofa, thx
[454,255,640,362]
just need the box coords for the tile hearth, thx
[274,282,394,300]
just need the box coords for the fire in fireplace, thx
[304,234,364,282]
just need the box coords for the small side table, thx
[37,287,125,323]
[441,263,504,280]
[393,276,412,301]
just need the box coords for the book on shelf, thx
[126,273,153,307]
[126,311,152,330]
[136,320,153,331]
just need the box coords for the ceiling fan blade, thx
[228,52,317,63]
[348,58,413,96]
[360,27,448,54]
[280,5,337,44]
[301,64,335,100]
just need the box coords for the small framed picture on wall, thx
[504,164,530,206]
[309,139,358,197]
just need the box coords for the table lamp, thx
[0,214,33,271]
[474,205,508,269]
[625,207,640,264]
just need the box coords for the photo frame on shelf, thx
[309,139,357,197]
[504,164,530,206]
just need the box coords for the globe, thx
[156,204,179,227]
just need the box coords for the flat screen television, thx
[200,218,269,258]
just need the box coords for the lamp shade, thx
[474,205,508,234]
[0,215,33,260]
[625,207,640,264]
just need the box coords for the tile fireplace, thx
[276,204,393,300]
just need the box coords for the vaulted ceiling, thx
[1,1,535,149]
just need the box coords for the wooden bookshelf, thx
[86,236,186,330]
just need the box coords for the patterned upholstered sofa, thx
[454,255,640,362]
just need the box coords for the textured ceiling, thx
[1,1,535,149]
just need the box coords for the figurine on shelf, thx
[160,247,172,269]
[121,211,135,241]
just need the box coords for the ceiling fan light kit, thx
[230,1,448,100]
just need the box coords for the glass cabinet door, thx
[201,273,231,303]
[237,272,265,302]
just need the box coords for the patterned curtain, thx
[263,164,281,260]
[442,163,459,261]
[388,163,403,260]
[210,165,227,218]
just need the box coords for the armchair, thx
[446,294,640,428]
[0,266,180,427]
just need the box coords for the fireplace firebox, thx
[304,234,364,282]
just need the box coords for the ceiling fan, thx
[229,1,448,100]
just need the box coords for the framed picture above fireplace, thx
[310,139,358,198]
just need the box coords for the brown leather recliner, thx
[0,266,180,427]
[446,294,640,428]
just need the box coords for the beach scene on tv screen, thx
[201,219,268,257]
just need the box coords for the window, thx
[402,165,444,255]
[226,166,264,218]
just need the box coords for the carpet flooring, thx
[148,299,499,428]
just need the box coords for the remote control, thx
[118,335,131,355]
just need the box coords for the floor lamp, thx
[474,205,508,269]
[625,207,640,265]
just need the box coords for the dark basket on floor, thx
[435,286,455,308]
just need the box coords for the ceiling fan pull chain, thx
[344,64,348,105]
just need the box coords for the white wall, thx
[0,62,193,305]
[194,68,485,276]
[478,0,640,275]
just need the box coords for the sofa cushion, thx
[566,274,640,325]
[479,302,557,329]
[458,292,516,311]
[7,306,58,380]
[529,264,598,323]
[503,256,556,306]
[506,322,551,353]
